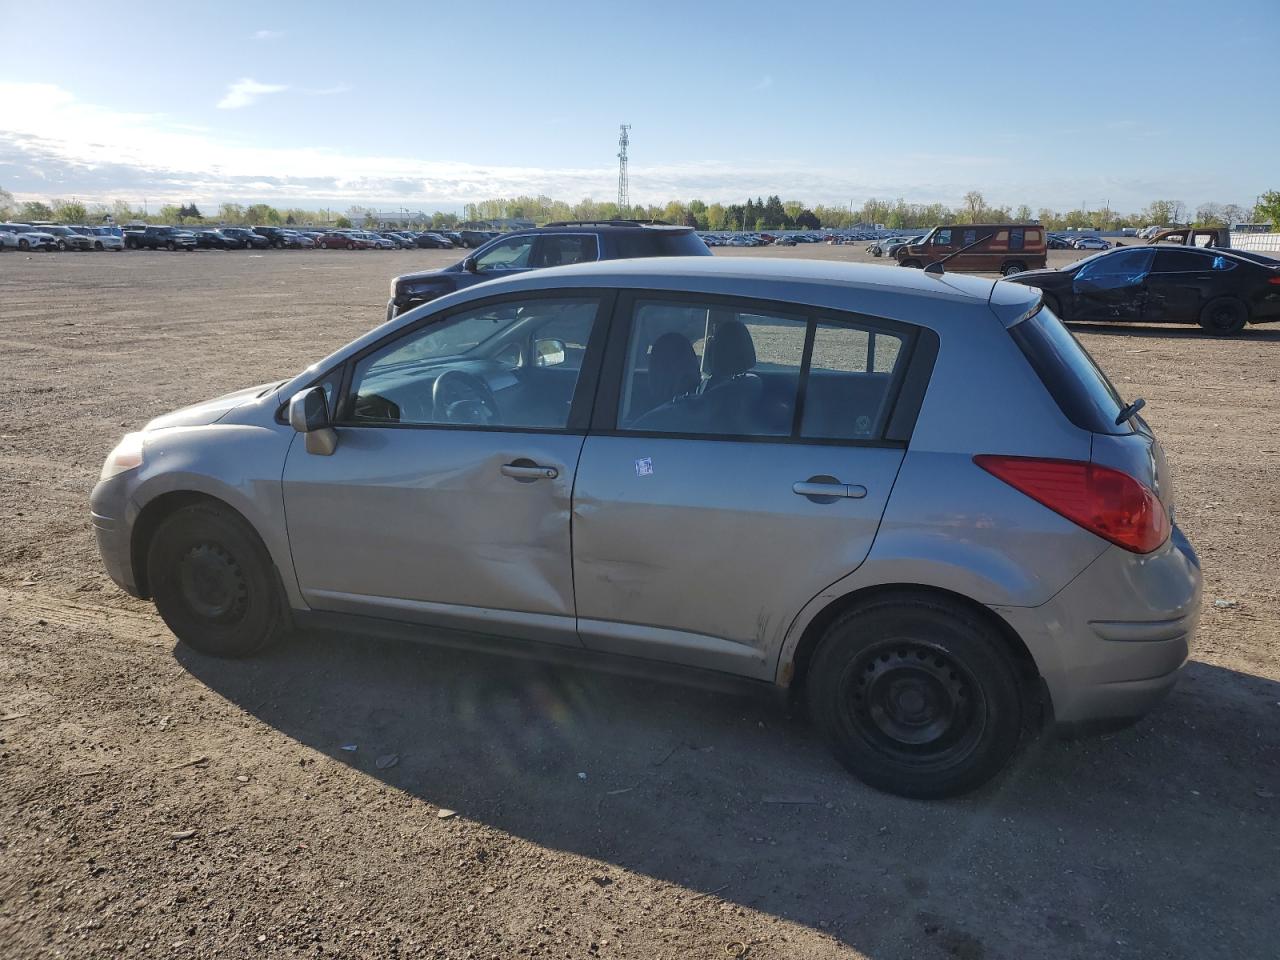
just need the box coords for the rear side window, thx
[1153,249,1209,273]
[1010,306,1131,435]
[1010,228,1025,250]
[610,229,710,259]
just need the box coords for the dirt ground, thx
[1,245,1277,960]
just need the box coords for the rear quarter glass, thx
[1009,306,1131,435]
[609,231,712,258]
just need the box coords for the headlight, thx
[100,432,145,481]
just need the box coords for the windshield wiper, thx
[1115,397,1146,425]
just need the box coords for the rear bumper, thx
[993,524,1201,732]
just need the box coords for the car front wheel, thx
[147,503,286,658]
[806,592,1025,799]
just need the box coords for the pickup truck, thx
[124,226,197,251]
[1148,227,1231,248]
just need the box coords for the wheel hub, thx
[177,543,247,621]
[850,645,974,751]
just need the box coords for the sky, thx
[0,0,1276,216]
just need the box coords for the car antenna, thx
[923,232,996,277]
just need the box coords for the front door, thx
[571,294,919,680]
[282,292,609,646]
[456,233,539,291]
[1069,247,1154,321]
[1143,247,1217,324]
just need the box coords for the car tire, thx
[147,503,286,659]
[319,240,329,249]
[94,241,103,251]
[56,240,66,251]
[1198,296,1249,336]
[1001,262,1026,276]
[900,259,923,269]
[18,239,29,251]
[1042,292,1064,318]
[166,240,176,251]
[806,592,1025,799]
[346,242,355,250]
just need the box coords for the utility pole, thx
[617,124,631,214]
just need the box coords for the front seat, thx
[698,320,763,433]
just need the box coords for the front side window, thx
[933,228,953,246]
[347,297,600,429]
[1076,248,1153,280]
[473,235,535,272]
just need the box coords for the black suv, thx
[387,221,711,319]
[123,226,197,251]
[221,227,271,249]
[252,226,291,248]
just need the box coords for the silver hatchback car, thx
[91,259,1201,798]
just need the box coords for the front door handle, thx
[793,479,868,501]
[502,461,558,480]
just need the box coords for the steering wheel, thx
[432,369,500,425]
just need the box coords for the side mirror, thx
[533,338,567,368]
[288,387,338,456]
[462,256,479,273]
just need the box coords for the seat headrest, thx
[649,333,701,400]
[705,320,756,378]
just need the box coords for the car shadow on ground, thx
[1065,321,1280,342]
[178,628,1280,959]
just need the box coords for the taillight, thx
[974,455,1170,554]
[1267,274,1280,285]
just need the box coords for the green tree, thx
[218,203,246,225]
[1014,204,1033,222]
[18,200,54,221]
[706,203,727,231]
[1253,191,1280,227]
[245,203,277,225]
[1140,199,1185,226]
[795,208,820,230]
[334,215,352,228]
[54,200,88,223]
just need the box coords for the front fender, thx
[124,423,303,608]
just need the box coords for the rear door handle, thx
[502,461,559,480]
[792,480,867,500]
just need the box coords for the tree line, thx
[2,185,1277,232]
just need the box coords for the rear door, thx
[1144,247,1216,323]
[571,292,929,679]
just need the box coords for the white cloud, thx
[0,83,1257,213]
[251,29,283,41]
[216,78,288,110]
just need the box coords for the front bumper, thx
[994,524,1202,734]
[90,473,142,598]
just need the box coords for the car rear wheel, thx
[1001,262,1026,276]
[94,241,103,251]
[147,503,286,658]
[166,240,176,251]
[346,242,355,250]
[56,240,66,251]
[806,592,1025,799]
[319,240,329,249]
[1198,297,1248,335]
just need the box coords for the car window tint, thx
[1153,249,1210,273]
[611,230,709,258]
[934,228,952,246]
[802,322,906,440]
[348,298,600,429]
[474,235,535,271]
[619,299,805,437]
[534,234,598,268]
[1010,228,1025,251]
[963,229,977,246]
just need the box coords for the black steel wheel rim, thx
[1209,304,1239,330]
[843,641,986,764]
[176,542,248,622]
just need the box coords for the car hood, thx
[143,381,282,431]
[396,264,462,285]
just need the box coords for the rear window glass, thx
[1009,306,1132,435]
[610,229,712,259]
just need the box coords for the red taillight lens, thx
[1267,274,1280,285]
[974,455,1170,554]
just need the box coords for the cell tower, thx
[616,124,631,213]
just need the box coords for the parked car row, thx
[0,222,125,251]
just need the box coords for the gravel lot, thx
[1,245,1278,960]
